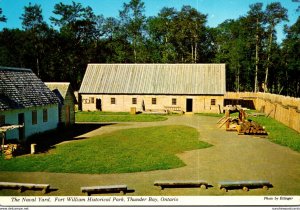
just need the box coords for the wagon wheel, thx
[221,187,227,192]
[42,188,48,194]
[18,187,24,193]
[242,186,249,191]
[263,185,269,190]
[200,184,207,190]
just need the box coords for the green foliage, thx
[75,111,168,122]
[0,1,298,96]
[0,126,211,174]
[0,8,7,22]
[119,0,146,62]
[281,17,300,97]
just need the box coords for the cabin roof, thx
[0,67,59,111]
[79,64,226,95]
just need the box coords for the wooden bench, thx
[164,106,183,114]
[0,182,50,194]
[154,180,208,190]
[81,185,128,196]
[218,180,272,192]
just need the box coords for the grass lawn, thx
[251,116,300,152]
[76,111,168,122]
[0,125,211,174]
[196,111,300,152]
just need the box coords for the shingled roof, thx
[79,64,226,95]
[0,67,59,111]
[45,82,76,104]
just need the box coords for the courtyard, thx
[0,115,300,196]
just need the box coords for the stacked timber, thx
[218,105,267,135]
[3,144,18,160]
[237,121,267,135]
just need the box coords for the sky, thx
[0,0,299,42]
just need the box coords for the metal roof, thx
[79,64,226,95]
[0,67,59,111]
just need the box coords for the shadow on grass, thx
[26,123,114,154]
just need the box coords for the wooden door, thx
[66,105,70,127]
[186,99,193,112]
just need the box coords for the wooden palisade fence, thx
[225,92,300,133]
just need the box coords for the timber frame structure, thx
[79,64,226,114]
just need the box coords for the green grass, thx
[0,125,211,174]
[76,111,168,122]
[196,111,300,152]
[251,116,300,152]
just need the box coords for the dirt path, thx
[1,115,300,196]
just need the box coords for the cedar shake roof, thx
[79,64,226,95]
[45,82,76,104]
[0,67,59,111]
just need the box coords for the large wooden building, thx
[79,64,226,113]
[0,67,59,141]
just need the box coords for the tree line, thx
[0,0,299,97]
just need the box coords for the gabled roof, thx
[0,67,59,111]
[79,64,226,95]
[45,82,76,104]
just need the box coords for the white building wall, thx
[81,94,224,113]
[1,104,59,141]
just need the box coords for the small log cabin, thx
[0,67,59,141]
[45,82,76,127]
[79,64,226,113]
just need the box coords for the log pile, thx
[237,121,267,135]
[218,105,267,135]
[2,144,18,160]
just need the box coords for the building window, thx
[211,99,216,105]
[43,109,48,122]
[172,98,177,105]
[152,98,157,105]
[0,115,5,126]
[89,97,95,104]
[111,97,116,104]
[132,98,137,105]
[32,110,37,125]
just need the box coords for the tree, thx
[147,7,177,62]
[264,2,288,92]
[0,29,26,67]
[282,17,300,96]
[174,6,207,63]
[20,3,47,77]
[102,17,133,62]
[51,1,97,44]
[50,1,98,88]
[247,3,265,92]
[0,8,7,22]
[119,0,146,62]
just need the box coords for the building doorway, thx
[18,113,25,141]
[96,99,102,111]
[186,99,193,112]
[66,105,70,127]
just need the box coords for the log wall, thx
[225,92,300,133]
